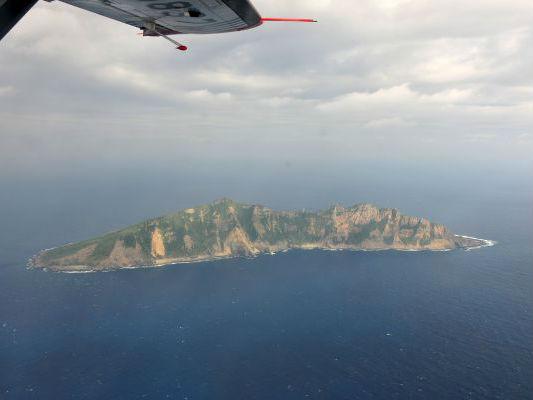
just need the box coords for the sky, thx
[0,0,532,177]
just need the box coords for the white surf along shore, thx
[455,235,497,251]
[32,235,496,273]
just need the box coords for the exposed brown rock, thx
[32,199,490,272]
[151,227,166,258]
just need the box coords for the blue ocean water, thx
[0,162,532,399]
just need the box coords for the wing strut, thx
[143,22,187,51]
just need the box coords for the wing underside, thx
[58,0,262,34]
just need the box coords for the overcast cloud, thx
[1,0,532,175]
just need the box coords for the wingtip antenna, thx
[261,18,317,23]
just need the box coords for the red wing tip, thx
[177,45,188,51]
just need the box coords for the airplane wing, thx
[1,0,262,41]
[1,0,315,50]
[0,0,39,41]
[58,0,262,35]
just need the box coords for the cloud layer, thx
[1,0,532,174]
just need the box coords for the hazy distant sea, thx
[0,161,532,399]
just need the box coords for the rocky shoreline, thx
[30,199,494,273]
[29,234,493,273]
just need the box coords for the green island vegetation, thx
[33,198,486,271]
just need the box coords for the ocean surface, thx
[0,162,532,399]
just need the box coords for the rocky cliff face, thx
[32,199,485,271]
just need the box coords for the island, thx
[30,198,492,272]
